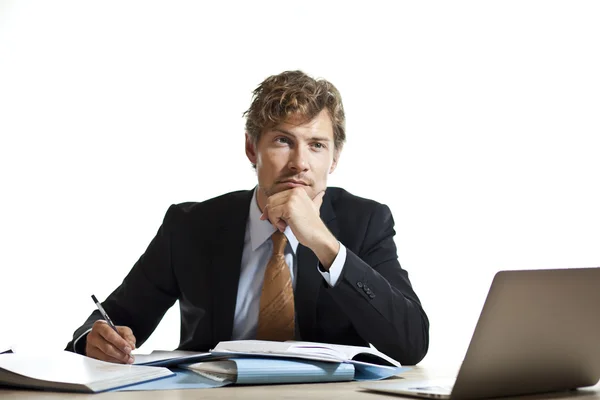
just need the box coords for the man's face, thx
[246,109,340,208]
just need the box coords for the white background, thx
[0,1,598,366]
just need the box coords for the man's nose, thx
[288,146,309,172]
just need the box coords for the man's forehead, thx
[284,112,314,126]
[269,110,334,139]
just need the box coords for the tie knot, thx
[271,231,288,256]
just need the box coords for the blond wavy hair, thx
[244,70,346,151]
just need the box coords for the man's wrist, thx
[309,229,340,270]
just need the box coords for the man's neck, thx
[255,186,267,213]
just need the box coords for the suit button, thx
[356,282,363,288]
[365,288,372,295]
[369,293,375,299]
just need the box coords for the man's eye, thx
[276,137,290,144]
[313,142,324,149]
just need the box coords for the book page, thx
[210,340,401,367]
[289,342,401,367]
[0,351,173,392]
[211,340,344,362]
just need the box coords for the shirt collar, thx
[249,187,299,254]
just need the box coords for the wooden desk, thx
[2,366,599,399]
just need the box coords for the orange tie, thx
[256,231,295,341]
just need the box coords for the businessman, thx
[66,70,430,365]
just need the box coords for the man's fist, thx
[85,320,136,364]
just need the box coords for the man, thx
[66,70,429,365]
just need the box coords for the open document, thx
[0,351,173,393]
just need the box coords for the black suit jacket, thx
[67,187,429,365]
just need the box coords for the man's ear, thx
[329,148,341,174]
[245,133,257,165]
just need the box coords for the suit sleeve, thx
[327,204,429,365]
[65,205,181,354]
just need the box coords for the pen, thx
[91,294,120,335]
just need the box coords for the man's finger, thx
[276,220,287,232]
[260,206,269,221]
[87,328,132,363]
[264,190,294,208]
[95,339,134,363]
[96,322,133,356]
[263,204,288,232]
[87,344,131,364]
[117,326,136,350]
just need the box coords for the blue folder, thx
[121,357,407,391]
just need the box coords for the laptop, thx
[361,267,600,399]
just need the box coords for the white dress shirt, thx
[230,187,347,340]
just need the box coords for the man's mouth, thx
[278,179,310,187]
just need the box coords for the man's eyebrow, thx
[308,135,332,142]
[272,128,295,136]
[271,128,331,142]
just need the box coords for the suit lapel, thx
[211,190,253,344]
[295,189,339,341]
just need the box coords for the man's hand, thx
[86,320,136,364]
[260,188,340,268]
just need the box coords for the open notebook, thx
[135,340,401,368]
[0,351,173,393]
[211,340,402,368]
